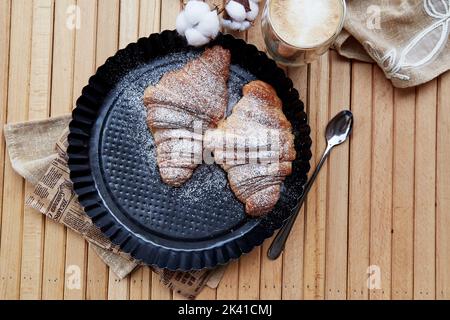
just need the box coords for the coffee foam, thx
[270,0,343,48]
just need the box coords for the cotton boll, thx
[176,1,222,46]
[222,0,260,32]
[184,0,211,26]
[226,1,247,22]
[221,18,233,28]
[176,12,190,35]
[196,10,220,38]
[221,19,240,31]
[246,0,259,21]
[185,28,210,46]
[221,18,238,30]
[229,21,243,30]
[239,20,251,31]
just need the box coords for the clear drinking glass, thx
[261,0,347,66]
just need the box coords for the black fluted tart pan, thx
[67,31,312,271]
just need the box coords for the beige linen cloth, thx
[3,115,224,299]
[334,0,450,88]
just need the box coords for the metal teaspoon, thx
[267,110,354,260]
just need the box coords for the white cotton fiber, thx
[185,28,210,46]
[196,10,220,38]
[246,0,259,21]
[184,0,211,26]
[176,12,190,35]
[226,0,247,22]
[176,0,221,46]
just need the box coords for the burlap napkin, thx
[3,115,225,299]
[334,0,450,88]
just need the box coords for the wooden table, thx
[0,0,449,300]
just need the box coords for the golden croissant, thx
[204,80,296,216]
[144,46,231,186]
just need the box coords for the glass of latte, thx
[261,0,346,66]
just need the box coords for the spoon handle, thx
[267,144,333,260]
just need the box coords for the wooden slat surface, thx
[0,0,33,299]
[437,72,450,300]
[303,53,329,300]
[347,61,372,300]
[369,68,394,300]
[414,80,437,300]
[391,87,415,300]
[21,0,54,300]
[0,0,449,300]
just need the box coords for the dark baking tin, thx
[68,31,312,271]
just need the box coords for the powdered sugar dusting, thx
[178,165,229,204]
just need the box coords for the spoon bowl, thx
[326,110,353,147]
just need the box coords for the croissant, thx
[204,80,296,216]
[144,46,231,186]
